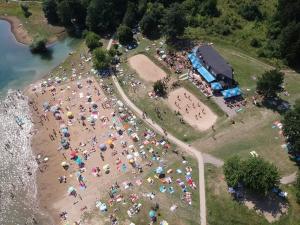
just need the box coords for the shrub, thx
[30,37,47,53]
[153,80,167,97]
[85,32,102,51]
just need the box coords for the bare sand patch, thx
[167,87,217,131]
[129,54,166,82]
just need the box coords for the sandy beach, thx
[0,15,65,45]
[26,76,139,223]
[0,16,32,45]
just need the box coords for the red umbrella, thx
[70,150,78,158]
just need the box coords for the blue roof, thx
[221,87,242,98]
[211,82,222,90]
[188,53,215,83]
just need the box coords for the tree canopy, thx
[153,80,167,97]
[30,37,48,53]
[162,3,187,42]
[92,48,112,70]
[223,156,280,194]
[282,100,300,154]
[117,25,133,45]
[42,0,59,24]
[256,69,284,98]
[86,0,127,34]
[85,32,102,51]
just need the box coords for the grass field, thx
[206,165,300,225]
[0,0,64,42]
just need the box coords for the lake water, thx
[0,19,78,96]
[0,19,78,225]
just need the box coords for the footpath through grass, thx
[206,165,300,225]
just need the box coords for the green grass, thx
[206,165,300,225]
[0,0,64,42]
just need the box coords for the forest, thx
[42,0,300,68]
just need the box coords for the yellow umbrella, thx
[67,111,73,118]
[107,139,113,145]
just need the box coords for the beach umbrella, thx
[149,210,156,218]
[107,139,113,145]
[103,164,110,171]
[50,105,59,113]
[75,157,83,165]
[126,154,133,160]
[99,143,107,151]
[155,166,164,174]
[67,186,76,195]
[67,111,74,119]
[87,116,96,124]
[43,102,50,110]
[70,150,77,158]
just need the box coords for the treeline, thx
[42,0,218,42]
[265,0,300,68]
[42,0,300,68]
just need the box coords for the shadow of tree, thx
[261,97,290,114]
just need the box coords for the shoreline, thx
[0,15,66,45]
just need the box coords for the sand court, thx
[129,54,167,82]
[167,87,217,131]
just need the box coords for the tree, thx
[242,157,279,194]
[223,155,243,187]
[92,48,112,70]
[256,69,284,98]
[200,0,220,17]
[42,0,59,24]
[123,1,138,28]
[117,25,133,45]
[86,0,127,34]
[162,3,187,42]
[153,80,167,97]
[238,2,262,21]
[20,3,32,18]
[282,100,300,153]
[224,156,280,194]
[85,32,102,51]
[140,2,164,38]
[296,172,300,203]
[56,0,87,29]
[30,37,47,53]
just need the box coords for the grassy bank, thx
[0,0,64,42]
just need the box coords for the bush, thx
[30,37,47,53]
[85,32,102,51]
[250,38,261,48]
[238,2,262,21]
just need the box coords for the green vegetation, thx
[282,100,300,154]
[224,155,280,194]
[0,1,64,42]
[206,165,300,225]
[29,36,47,53]
[20,3,32,18]
[85,31,102,51]
[117,24,133,45]
[153,80,167,97]
[296,173,300,204]
[42,0,59,24]
[92,48,111,70]
[162,3,187,42]
[256,69,284,98]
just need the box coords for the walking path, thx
[112,75,207,225]
[105,38,208,225]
